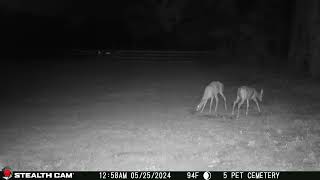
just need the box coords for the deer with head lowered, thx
[196,81,227,114]
[232,86,263,119]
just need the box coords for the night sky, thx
[1,0,292,54]
[1,0,126,51]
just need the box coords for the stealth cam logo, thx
[1,167,12,180]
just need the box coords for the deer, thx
[196,81,227,114]
[232,86,263,119]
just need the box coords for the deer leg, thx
[246,99,249,116]
[209,97,213,113]
[200,99,207,113]
[232,96,239,115]
[220,92,227,111]
[254,99,261,112]
[214,95,219,113]
[237,99,244,119]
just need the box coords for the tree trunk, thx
[309,0,320,78]
[289,0,320,78]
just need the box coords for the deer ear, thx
[261,89,264,95]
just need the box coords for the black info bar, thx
[3,171,320,180]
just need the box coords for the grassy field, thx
[1,56,320,171]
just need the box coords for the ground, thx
[1,55,320,171]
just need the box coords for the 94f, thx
[187,172,199,179]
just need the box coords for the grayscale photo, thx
[0,0,320,172]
